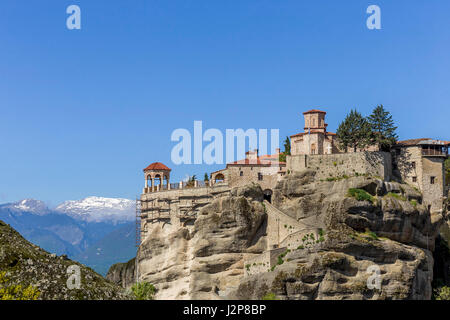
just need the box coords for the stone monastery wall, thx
[287,151,392,181]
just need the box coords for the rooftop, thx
[395,138,450,146]
[303,109,327,115]
[143,162,172,172]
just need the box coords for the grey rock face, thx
[106,257,136,289]
[136,185,267,299]
[135,172,446,300]
[229,173,444,300]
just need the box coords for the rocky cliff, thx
[106,257,136,289]
[230,171,444,300]
[0,219,128,300]
[130,170,447,300]
[135,185,267,299]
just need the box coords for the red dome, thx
[143,162,171,172]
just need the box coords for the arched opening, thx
[263,189,273,203]
[162,175,169,190]
[311,143,316,155]
[215,173,225,183]
[154,174,162,187]
[146,175,152,189]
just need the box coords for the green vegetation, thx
[185,175,197,188]
[347,188,375,203]
[386,192,406,201]
[433,286,450,300]
[279,136,291,163]
[367,105,398,152]
[318,229,325,242]
[277,249,290,266]
[245,264,251,271]
[336,109,372,152]
[262,292,278,300]
[365,230,379,240]
[204,173,209,182]
[410,199,418,207]
[261,202,267,213]
[352,229,380,242]
[0,271,40,300]
[130,282,156,300]
[336,105,398,153]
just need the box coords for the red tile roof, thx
[227,159,286,166]
[143,162,172,172]
[226,152,286,167]
[395,138,450,146]
[303,109,327,115]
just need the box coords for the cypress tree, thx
[279,136,291,162]
[367,105,398,151]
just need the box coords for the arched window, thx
[215,173,225,183]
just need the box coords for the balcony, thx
[421,147,448,157]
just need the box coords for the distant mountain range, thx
[0,197,137,276]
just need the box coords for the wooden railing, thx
[422,149,447,156]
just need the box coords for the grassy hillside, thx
[0,219,129,300]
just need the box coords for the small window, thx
[412,177,417,183]
[258,173,263,181]
[411,162,416,169]
[240,171,243,176]
[430,176,435,184]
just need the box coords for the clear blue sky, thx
[0,1,449,206]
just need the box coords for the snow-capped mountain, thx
[3,199,51,216]
[0,196,137,274]
[55,196,135,223]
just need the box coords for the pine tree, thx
[279,136,291,162]
[367,105,398,151]
[336,109,372,152]
[204,173,209,181]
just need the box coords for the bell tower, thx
[303,109,327,133]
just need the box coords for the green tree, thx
[367,105,398,151]
[130,282,156,300]
[279,136,291,162]
[204,173,209,182]
[185,175,197,188]
[336,109,372,152]
[0,271,40,300]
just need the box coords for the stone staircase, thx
[244,201,322,277]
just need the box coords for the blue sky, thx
[0,0,449,206]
